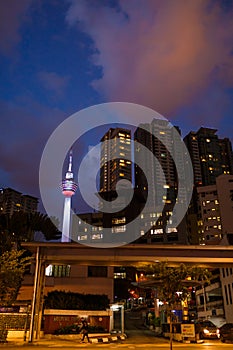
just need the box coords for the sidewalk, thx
[1,332,127,347]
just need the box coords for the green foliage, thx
[54,323,81,334]
[0,211,61,254]
[143,262,212,306]
[0,250,31,306]
[44,290,110,310]
[44,290,84,310]
[54,323,105,335]
[153,316,161,327]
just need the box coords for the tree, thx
[0,211,61,254]
[0,250,31,306]
[44,290,110,310]
[141,262,212,350]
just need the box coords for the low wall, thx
[43,309,113,334]
[0,313,30,330]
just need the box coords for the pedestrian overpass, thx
[22,242,233,343]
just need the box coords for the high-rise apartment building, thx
[134,119,185,207]
[184,127,233,245]
[99,128,132,193]
[0,187,38,216]
[184,127,233,186]
[134,119,187,244]
[197,174,233,244]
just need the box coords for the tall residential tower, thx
[99,128,132,193]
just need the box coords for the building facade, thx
[19,264,114,303]
[134,119,187,244]
[0,187,38,216]
[99,128,132,193]
[184,128,233,245]
[184,127,233,186]
[197,174,233,245]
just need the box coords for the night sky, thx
[1,0,233,213]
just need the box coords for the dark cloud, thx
[0,0,33,56]
[0,98,67,196]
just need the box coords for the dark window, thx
[88,266,108,277]
[228,284,232,304]
[225,285,229,305]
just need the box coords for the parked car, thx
[195,320,220,339]
[219,323,233,343]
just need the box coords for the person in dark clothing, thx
[80,319,90,343]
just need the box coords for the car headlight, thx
[203,329,210,334]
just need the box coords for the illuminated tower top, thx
[61,149,78,197]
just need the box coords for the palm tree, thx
[0,211,61,253]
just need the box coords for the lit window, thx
[91,233,103,240]
[167,228,177,233]
[114,272,126,279]
[112,217,126,224]
[78,235,87,241]
[112,225,126,233]
[151,229,163,235]
[45,264,71,277]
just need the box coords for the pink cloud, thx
[38,71,70,97]
[66,0,233,118]
[0,0,32,56]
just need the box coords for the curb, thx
[89,334,127,343]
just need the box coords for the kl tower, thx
[61,150,77,242]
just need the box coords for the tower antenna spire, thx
[68,149,73,173]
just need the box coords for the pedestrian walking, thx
[80,318,90,343]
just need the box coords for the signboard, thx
[181,324,195,338]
